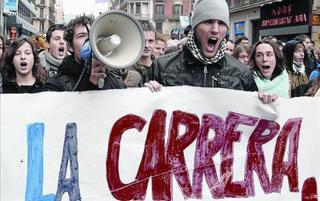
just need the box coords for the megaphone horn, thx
[89,11,145,69]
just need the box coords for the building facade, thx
[4,0,38,40]
[227,0,318,46]
[0,0,4,35]
[153,0,192,38]
[109,0,319,45]
[311,0,320,48]
[110,0,194,38]
[33,0,56,34]
[54,0,64,24]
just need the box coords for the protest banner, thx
[0,86,319,200]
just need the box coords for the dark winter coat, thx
[2,77,43,93]
[0,73,2,93]
[148,47,258,91]
[43,55,126,91]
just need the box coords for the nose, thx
[262,54,268,62]
[210,21,219,33]
[59,38,65,44]
[20,52,26,59]
[145,40,150,48]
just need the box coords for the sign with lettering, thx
[4,0,18,13]
[1,87,319,200]
[260,0,311,29]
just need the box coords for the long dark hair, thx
[0,37,46,83]
[249,38,285,80]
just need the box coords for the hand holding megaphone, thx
[81,35,122,88]
[79,10,145,89]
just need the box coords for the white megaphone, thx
[89,10,145,69]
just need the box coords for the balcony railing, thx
[134,13,150,21]
[171,14,180,20]
[154,13,164,20]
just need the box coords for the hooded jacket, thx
[283,40,309,97]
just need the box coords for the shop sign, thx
[260,0,311,29]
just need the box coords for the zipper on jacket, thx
[212,75,217,87]
[203,65,208,87]
[212,72,220,87]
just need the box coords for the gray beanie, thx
[192,0,229,29]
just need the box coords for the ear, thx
[67,43,74,53]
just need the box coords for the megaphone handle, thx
[98,78,104,89]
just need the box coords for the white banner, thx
[1,86,319,200]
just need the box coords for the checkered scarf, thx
[186,30,226,64]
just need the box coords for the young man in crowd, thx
[152,33,167,59]
[294,34,317,77]
[146,0,276,102]
[235,35,249,47]
[38,24,67,77]
[124,21,156,87]
[225,39,235,55]
[43,14,125,91]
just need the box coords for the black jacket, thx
[304,51,317,77]
[0,73,2,93]
[148,47,258,91]
[2,77,43,93]
[43,55,126,91]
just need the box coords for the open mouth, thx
[59,47,65,53]
[58,47,65,56]
[262,65,270,70]
[20,62,27,67]
[207,37,218,51]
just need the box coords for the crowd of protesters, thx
[0,0,319,98]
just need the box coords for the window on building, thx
[130,3,134,14]
[155,21,162,32]
[40,21,44,33]
[41,0,45,4]
[136,2,141,14]
[142,2,148,15]
[155,0,164,2]
[234,0,245,6]
[18,3,32,23]
[155,4,164,15]
[173,4,183,16]
[40,8,44,18]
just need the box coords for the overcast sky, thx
[63,0,109,22]
[63,0,94,15]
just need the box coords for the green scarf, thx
[253,70,290,98]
